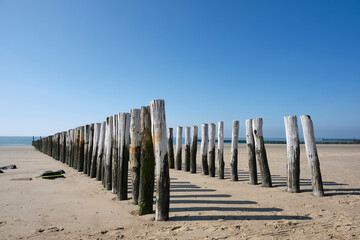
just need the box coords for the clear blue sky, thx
[1,0,359,138]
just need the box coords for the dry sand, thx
[0,144,359,239]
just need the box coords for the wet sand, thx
[0,145,359,239]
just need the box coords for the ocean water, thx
[0,136,41,146]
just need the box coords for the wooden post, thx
[284,115,300,193]
[167,128,175,169]
[130,109,141,205]
[201,124,209,175]
[87,123,94,176]
[90,123,100,178]
[300,115,324,197]
[208,123,216,177]
[112,115,118,193]
[68,129,75,167]
[83,124,90,175]
[230,121,239,181]
[59,131,66,163]
[77,126,85,172]
[150,99,169,221]
[66,129,71,165]
[117,113,129,200]
[96,121,106,181]
[218,121,224,179]
[74,128,80,170]
[138,106,155,215]
[104,116,113,190]
[190,126,198,174]
[246,119,257,185]
[184,126,191,172]
[252,118,272,187]
[175,126,183,170]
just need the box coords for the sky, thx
[0,0,359,138]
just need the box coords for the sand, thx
[0,144,359,239]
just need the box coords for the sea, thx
[0,136,358,146]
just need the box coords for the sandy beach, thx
[0,144,359,239]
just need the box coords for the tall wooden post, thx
[83,124,90,175]
[201,124,209,175]
[300,115,324,197]
[96,121,106,181]
[66,129,71,165]
[138,106,155,215]
[150,99,169,221]
[246,119,257,185]
[184,126,191,172]
[77,126,85,172]
[230,121,239,181]
[175,126,183,170]
[218,121,224,179]
[104,116,113,190]
[87,123,94,176]
[117,113,130,200]
[74,128,80,170]
[252,118,272,187]
[59,131,66,163]
[90,123,100,178]
[190,126,198,174]
[167,128,175,169]
[112,115,118,193]
[208,123,216,177]
[284,115,300,193]
[130,109,141,205]
[69,129,75,167]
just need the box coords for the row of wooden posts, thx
[33,99,170,220]
[166,115,324,197]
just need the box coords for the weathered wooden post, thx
[59,131,66,163]
[208,123,216,177]
[253,118,272,187]
[77,126,85,172]
[184,126,191,172]
[218,121,224,179]
[246,119,257,185]
[83,124,90,175]
[68,129,74,167]
[201,123,209,175]
[104,116,113,190]
[138,106,155,215]
[66,130,71,164]
[96,122,106,181]
[175,126,183,170]
[90,123,100,178]
[87,123,94,176]
[74,128,80,169]
[117,113,130,200]
[300,115,324,197]
[150,99,169,221]
[230,121,239,181]
[168,128,175,169]
[190,126,198,174]
[130,109,141,204]
[112,115,118,193]
[284,115,300,193]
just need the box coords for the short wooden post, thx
[246,119,257,185]
[218,121,224,179]
[90,123,100,178]
[252,118,272,187]
[104,116,113,190]
[184,126,191,172]
[112,115,118,193]
[138,106,155,215]
[150,99,169,221]
[300,115,324,197]
[130,109,141,205]
[190,126,198,174]
[77,126,85,172]
[83,124,90,175]
[208,123,216,177]
[201,123,209,175]
[230,120,239,181]
[175,126,183,170]
[96,121,106,181]
[167,128,175,169]
[284,115,300,193]
[87,123,94,176]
